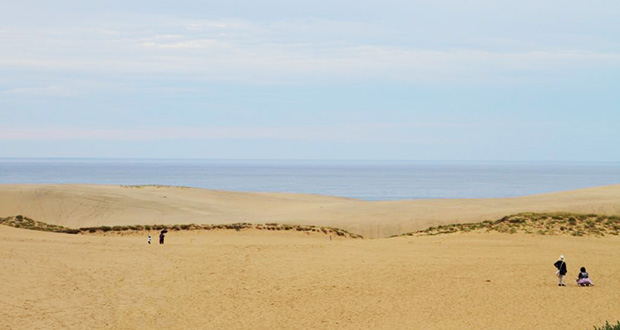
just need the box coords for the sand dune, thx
[1,184,619,238]
[2,184,620,329]
[2,225,620,329]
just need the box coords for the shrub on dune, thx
[594,321,620,330]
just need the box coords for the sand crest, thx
[1,184,619,238]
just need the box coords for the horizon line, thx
[1,157,619,163]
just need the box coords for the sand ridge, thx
[1,184,619,238]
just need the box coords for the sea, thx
[1,159,619,201]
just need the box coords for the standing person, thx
[159,229,167,245]
[554,255,567,286]
[147,235,152,244]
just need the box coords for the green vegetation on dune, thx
[0,215,80,234]
[395,212,620,237]
[0,216,363,239]
[594,321,620,330]
[4,212,619,239]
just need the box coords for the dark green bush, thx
[62,229,80,234]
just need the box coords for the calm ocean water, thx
[1,159,619,201]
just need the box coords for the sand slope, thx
[2,225,620,329]
[1,184,619,238]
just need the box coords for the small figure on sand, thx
[159,229,168,245]
[147,235,152,244]
[576,267,594,286]
[554,255,567,286]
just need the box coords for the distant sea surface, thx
[1,159,619,201]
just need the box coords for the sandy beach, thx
[1,184,619,238]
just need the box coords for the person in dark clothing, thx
[159,231,165,244]
[578,267,588,279]
[576,266,594,286]
[554,255,567,286]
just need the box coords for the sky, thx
[1,0,619,160]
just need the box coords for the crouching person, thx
[576,267,594,286]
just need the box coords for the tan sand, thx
[0,184,619,238]
[1,225,619,329]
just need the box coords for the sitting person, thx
[576,267,594,286]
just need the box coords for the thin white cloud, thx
[3,86,80,97]
[139,38,224,49]
[1,47,618,85]
[1,18,619,85]
[183,19,250,31]
[0,122,479,142]
[0,121,558,144]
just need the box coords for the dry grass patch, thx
[0,215,79,234]
[397,212,620,237]
[0,216,363,238]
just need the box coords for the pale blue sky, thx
[1,0,619,160]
